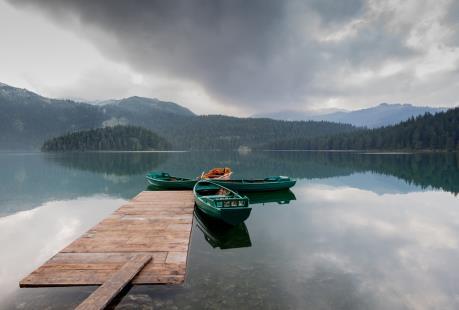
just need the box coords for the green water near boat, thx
[1,151,459,309]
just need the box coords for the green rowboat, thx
[212,176,296,192]
[193,180,251,225]
[146,171,197,189]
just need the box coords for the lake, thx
[1,151,459,309]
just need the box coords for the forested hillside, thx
[266,108,459,151]
[0,83,356,150]
[42,126,170,152]
[158,115,356,150]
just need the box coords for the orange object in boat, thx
[200,167,233,180]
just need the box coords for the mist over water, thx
[1,151,459,309]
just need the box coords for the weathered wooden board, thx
[20,191,194,287]
[75,255,152,310]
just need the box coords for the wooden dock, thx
[20,191,195,287]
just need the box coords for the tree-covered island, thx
[41,125,170,152]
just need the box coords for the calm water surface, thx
[1,151,459,309]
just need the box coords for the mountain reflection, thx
[45,152,170,176]
[44,151,459,196]
[1,151,458,217]
[262,151,459,194]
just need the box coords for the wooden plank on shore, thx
[19,191,194,287]
[75,254,151,310]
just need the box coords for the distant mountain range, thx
[253,103,447,128]
[0,83,194,149]
[0,82,355,150]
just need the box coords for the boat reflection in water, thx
[194,189,296,250]
[194,208,252,249]
[245,189,296,205]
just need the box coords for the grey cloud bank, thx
[8,0,459,113]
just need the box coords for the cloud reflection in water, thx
[285,182,459,309]
[0,196,125,301]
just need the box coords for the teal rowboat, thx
[146,171,197,189]
[193,180,251,225]
[212,176,296,192]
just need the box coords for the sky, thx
[1,0,459,116]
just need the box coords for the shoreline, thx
[0,149,457,155]
[261,149,457,154]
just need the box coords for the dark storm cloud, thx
[308,0,366,26]
[8,0,444,109]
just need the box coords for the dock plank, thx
[19,191,194,287]
[75,254,151,310]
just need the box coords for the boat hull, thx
[212,179,296,192]
[195,199,252,225]
[146,177,196,190]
